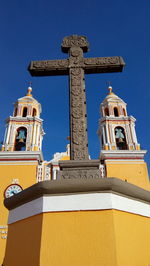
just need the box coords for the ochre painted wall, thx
[0,164,37,266]
[113,210,150,266]
[4,214,43,266]
[4,210,117,266]
[106,161,150,190]
[4,209,150,266]
[40,211,117,266]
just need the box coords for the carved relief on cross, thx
[28,35,125,160]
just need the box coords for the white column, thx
[9,125,15,144]
[130,123,138,144]
[108,104,112,116]
[26,125,30,143]
[36,124,40,146]
[39,135,43,150]
[32,123,36,145]
[125,124,131,144]
[109,124,116,143]
[118,105,121,116]
[105,123,110,143]
[6,124,11,144]
[101,106,105,117]
[3,126,8,143]
[18,105,22,116]
[108,124,112,143]
[102,126,106,144]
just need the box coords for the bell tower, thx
[2,86,44,152]
[98,86,140,151]
[0,85,44,264]
[98,86,150,190]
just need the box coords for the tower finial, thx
[26,82,32,96]
[106,81,112,94]
[108,86,112,94]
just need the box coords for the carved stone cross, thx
[28,35,125,160]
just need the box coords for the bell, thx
[118,137,124,143]
[18,138,24,143]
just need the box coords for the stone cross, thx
[28,35,125,161]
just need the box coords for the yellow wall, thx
[106,161,150,190]
[4,214,43,266]
[40,211,117,266]
[113,210,150,266]
[4,208,150,266]
[0,164,37,266]
[4,210,117,266]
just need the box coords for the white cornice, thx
[100,115,136,123]
[8,192,150,224]
[100,150,147,160]
[6,116,43,123]
[0,151,43,162]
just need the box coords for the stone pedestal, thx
[58,159,100,179]
[3,178,150,266]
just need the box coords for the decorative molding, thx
[100,150,147,160]
[0,151,43,162]
[60,169,100,179]
[8,192,150,224]
[4,178,150,211]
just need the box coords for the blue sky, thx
[0,0,150,170]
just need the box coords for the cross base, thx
[58,160,101,179]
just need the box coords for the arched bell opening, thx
[114,107,119,117]
[105,107,109,116]
[115,126,128,150]
[22,107,27,117]
[14,127,27,151]
[32,108,37,117]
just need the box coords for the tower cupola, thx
[98,86,140,151]
[13,86,41,119]
[100,86,127,118]
[2,86,45,152]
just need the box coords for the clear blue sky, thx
[0,0,150,170]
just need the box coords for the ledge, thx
[0,151,43,162]
[4,177,150,211]
[100,150,147,160]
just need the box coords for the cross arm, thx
[84,56,125,74]
[28,59,69,76]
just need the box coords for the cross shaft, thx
[28,35,125,160]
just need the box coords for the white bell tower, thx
[97,86,149,190]
[2,86,45,152]
[98,86,140,151]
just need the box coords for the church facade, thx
[0,86,70,265]
[1,85,150,265]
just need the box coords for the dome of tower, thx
[100,86,127,118]
[13,86,42,117]
[102,86,126,105]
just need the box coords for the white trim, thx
[8,192,150,224]
[100,150,147,160]
[0,151,43,161]
[105,160,145,164]
[6,124,11,144]
[0,162,38,165]
[102,126,106,144]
